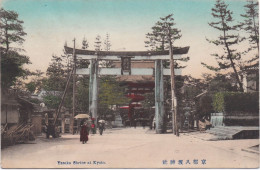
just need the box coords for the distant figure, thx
[91,123,96,134]
[46,120,56,139]
[205,119,212,130]
[142,119,146,129]
[149,117,153,130]
[134,119,137,128]
[98,122,105,135]
[46,124,56,138]
[80,121,89,144]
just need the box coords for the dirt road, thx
[1,127,259,168]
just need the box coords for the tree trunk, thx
[221,15,244,92]
[5,27,9,53]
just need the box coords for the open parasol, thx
[98,120,105,123]
[74,114,90,119]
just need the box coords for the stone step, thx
[208,129,238,136]
[183,126,259,141]
[208,127,240,134]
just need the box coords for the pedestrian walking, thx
[46,120,56,138]
[134,119,137,128]
[98,122,105,135]
[91,123,96,134]
[80,121,89,144]
[142,119,146,129]
[149,117,153,130]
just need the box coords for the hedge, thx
[213,92,259,113]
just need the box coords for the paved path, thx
[1,127,259,168]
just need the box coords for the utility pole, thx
[53,67,74,125]
[169,34,179,136]
[70,38,76,134]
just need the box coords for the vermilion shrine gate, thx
[64,46,189,133]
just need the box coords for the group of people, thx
[79,119,106,144]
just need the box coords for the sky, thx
[1,0,253,78]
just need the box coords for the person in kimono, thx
[80,121,89,144]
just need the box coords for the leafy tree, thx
[25,82,37,93]
[42,54,72,109]
[103,33,111,51]
[98,76,130,117]
[82,36,89,50]
[43,93,62,109]
[99,33,113,68]
[182,75,206,100]
[43,47,90,112]
[0,8,26,53]
[145,25,165,51]
[98,76,129,106]
[239,0,259,65]
[202,0,243,92]
[145,14,190,69]
[196,95,214,119]
[1,51,31,90]
[25,69,44,93]
[193,73,239,95]
[76,77,89,112]
[44,55,67,91]
[0,8,31,91]
[208,74,238,93]
[94,35,102,51]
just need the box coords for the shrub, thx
[213,92,259,113]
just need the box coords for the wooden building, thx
[1,94,34,126]
[1,93,35,146]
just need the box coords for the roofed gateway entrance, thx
[64,46,189,134]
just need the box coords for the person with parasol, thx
[80,121,89,144]
[74,114,90,144]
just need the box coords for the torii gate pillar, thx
[89,59,98,124]
[155,60,165,133]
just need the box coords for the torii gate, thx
[64,46,189,134]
